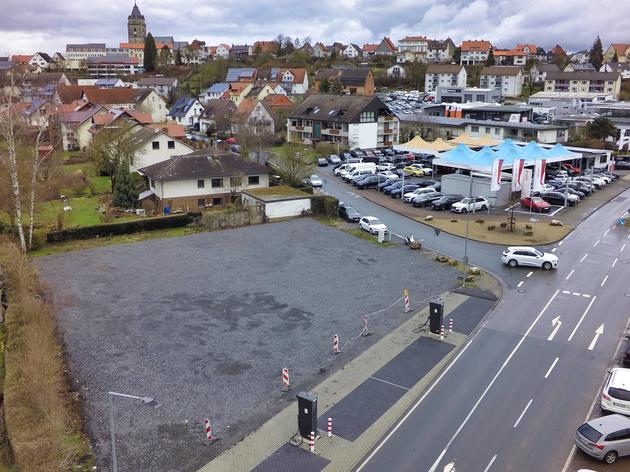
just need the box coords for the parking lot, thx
[36,218,460,472]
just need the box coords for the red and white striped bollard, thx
[309,431,315,453]
[204,418,216,441]
[449,318,453,334]
[332,334,340,354]
[281,367,290,391]
[440,324,445,340]
[327,417,332,438]
[403,289,410,312]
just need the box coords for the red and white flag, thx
[511,158,525,192]
[533,159,547,192]
[491,158,504,192]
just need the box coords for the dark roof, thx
[546,71,621,81]
[139,150,270,181]
[201,99,236,118]
[315,67,372,86]
[288,94,390,123]
[129,3,144,18]
[535,64,560,73]
[426,64,465,74]
[168,97,200,118]
[56,85,151,105]
[138,77,178,87]
[35,52,53,63]
[22,72,67,86]
[480,66,522,76]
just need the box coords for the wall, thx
[200,208,264,230]
[158,173,269,199]
[265,199,311,219]
[441,173,512,207]
[348,122,378,149]
[140,90,167,122]
[132,134,194,171]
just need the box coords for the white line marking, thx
[583,294,591,298]
[567,296,597,342]
[562,290,571,295]
[572,292,581,296]
[566,269,575,280]
[588,324,604,351]
[558,241,564,246]
[526,271,533,278]
[513,399,533,428]
[551,248,557,253]
[601,275,608,287]
[627,233,630,240]
[612,258,618,268]
[517,281,524,288]
[545,357,559,378]
[580,254,588,263]
[622,243,627,252]
[425,290,559,472]
[483,454,498,472]
[604,228,610,236]
[369,376,409,391]
[593,240,600,247]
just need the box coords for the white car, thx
[307,175,323,187]
[377,163,396,172]
[501,246,558,270]
[601,368,630,416]
[379,171,398,179]
[328,155,341,165]
[403,187,436,203]
[451,196,489,213]
[359,216,388,234]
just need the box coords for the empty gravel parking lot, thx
[37,218,459,471]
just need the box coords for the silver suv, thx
[575,414,630,464]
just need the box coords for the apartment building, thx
[544,71,622,99]
[480,66,524,97]
[460,40,492,65]
[425,64,467,93]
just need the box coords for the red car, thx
[561,163,581,174]
[521,196,551,212]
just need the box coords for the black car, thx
[568,182,592,195]
[390,184,420,199]
[317,158,328,167]
[413,192,444,207]
[339,205,361,222]
[383,181,404,195]
[614,160,630,170]
[431,194,464,210]
[623,341,630,367]
[540,191,576,206]
[356,174,386,190]
[377,177,400,190]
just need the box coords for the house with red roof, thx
[604,43,630,63]
[362,44,378,57]
[460,40,493,65]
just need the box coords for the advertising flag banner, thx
[491,158,504,192]
[511,158,525,192]
[533,159,547,192]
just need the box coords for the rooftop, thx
[242,186,312,202]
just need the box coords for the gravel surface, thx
[36,218,459,472]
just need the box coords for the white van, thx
[346,169,375,183]
[347,162,377,174]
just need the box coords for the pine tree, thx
[144,33,158,72]
[612,51,619,63]
[589,36,604,70]
[486,48,495,66]
[112,159,138,209]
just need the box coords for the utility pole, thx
[462,172,474,281]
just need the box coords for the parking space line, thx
[517,281,524,288]
[622,243,626,252]
[562,290,571,295]
[572,292,581,296]
[627,233,630,240]
[567,296,597,342]
[513,399,533,428]
[551,248,557,253]
[549,206,565,216]
[544,357,559,379]
[526,271,533,278]
[593,240,600,247]
[612,258,618,268]
[369,376,409,391]
[583,294,591,298]
[579,254,588,263]
[601,275,608,287]
[483,454,498,472]
[566,269,575,280]
[604,229,610,236]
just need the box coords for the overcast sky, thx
[1,0,629,56]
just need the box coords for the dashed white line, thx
[562,290,571,295]
[558,241,564,246]
[545,357,559,378]
[601,275,608,287]
[580,254,588,263]
[612,258,618,268]
[572,292,581,296]
[622,243,627,252]
[566,269,575,280]
[517,281,524,288]
[567,296,597,342]
[551,248,557,253]
[483,454,498,472]
[593,240,600,247]
[627,233,630,240]
[583,294,591,298]
[604,229,610,236]
[526,271,533,278]
[513,399,533,428]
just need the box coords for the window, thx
[197,198,205,208]
[152,141,160,150]
[197,179,205,188]
[211,178,223,188]
[605,429,630,441]
[248,175,260,185]
[485,127,491,134]
[360,111,375,122]
[212,197,222,206]
[149,178,154,188]
[471,125,479,133]
[168,140,175,149]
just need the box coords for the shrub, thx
[56,211,64,231]
[525,224,533,230]
[450,219,458,223]
[311,195,338,217]
[500,222,508,228]
[475,219,484,224]
[487,225,496,231]
[524,231,534,236]
[449,259,458,266]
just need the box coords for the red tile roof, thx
[362,43,378,53]
[148,122,185,138]
[56,85,151,105]
[461,40,492,52]
[399,36,427,42]
[262,94,294,108]
[610,44,630,56]
[382,37,397,52]
[11,55,32,64]
[279,68,307,83]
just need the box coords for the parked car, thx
[431,194,464,211]
[377,177,400,190]
[540,191,578,206]
[562,163,581,174]
[501,246,558,270]
[339,205,361,222]
[359,216,388,234]
[378,171,398,180]
[614,160,630,170]
[575,414,630,464]
[317,158,329,167]
[327,155,341,165]
[345,169,374,182]
[403,164,432,177]
[306,175,323,187]
[412,192,444,207]
[377,163,396,172]
[624,342,630,367]
[356,174,386,190]
[451,196,489,213]
[383,181,404,195]
[601,368,630,416]
[520,196,551,212]
[391,184,420,199]
[403,187,437,203]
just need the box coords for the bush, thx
[500,222,508,228]
[450,219,458,223]
[475,219,484,224]
[525,224,533,230]
[524,231,534,236]
[47,213,194,243]
[311,195,338,217]
[487,225,496,231]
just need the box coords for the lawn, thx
[36,196,138,230]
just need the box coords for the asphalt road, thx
[318,168,630,471]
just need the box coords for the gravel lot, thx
[36,218,459,472]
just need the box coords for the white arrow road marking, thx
[443,462,455,472]
[547,316,562,341]
[517,281,524,288]
[588,324,604,351]
[551,248,557,253]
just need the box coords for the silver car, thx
[575,414,630,464]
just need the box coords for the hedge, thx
[46,213,198,243]
[311,195,338,217]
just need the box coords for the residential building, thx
[480,66,524,96]
[168,97,205,128]
[548,44,567,59]
[570,50,590,64]
[493,48,527,66]
[153,36,175,49]
[544,71,622,99]
[228,82,254,106]
[200,83,231,104]
[564,63,596,72]
[226,67,257,82]
[436,86,501,104]
[396,36,428,63]
[300,43,313,56]
[530,63,560,83]
[94,78,125,88]
[234,94,295,135]
[425,64,467,93]
[53,105,109,151]
[313,68,375,95]
[127,125,195,172]
[286,94,399,149]
[245,83,277,101]
[11,55,32,66]
[460,40,492,65]
[311,42,328,58]
[86,56,139,78]
[64,43,107,70]
[52,52,65,65]
[138,150,270,211]
[28,52,53,69]
[230,45,253,61]
[215,44,231,59]
[387,65,406,79]
[604,44,630,63]
[600,62,630,80]
[427,38,456,62]
[199,99,236,134]
[374,37,397,56]
[20,72,71,102]
[118,42,147,68]
[137,77,179,97]
[127,2,146,44]
[342,44,363,59]
[254,41,278,55]
[326,42,346,57]
[362,44,378,57]
[270,68,309,94]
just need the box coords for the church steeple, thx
[127,1,146,44]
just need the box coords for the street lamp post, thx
[462,172,474,281]
[108,391,160,472]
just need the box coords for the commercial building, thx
[436,86,501,104]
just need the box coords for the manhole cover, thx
[517,289,526,293]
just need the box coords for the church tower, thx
[127,2,146,44]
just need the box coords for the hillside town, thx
[2,2,630,472]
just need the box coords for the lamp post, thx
[108,391,160,472]
[462,172,474,281]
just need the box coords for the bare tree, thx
[269,145,314,187]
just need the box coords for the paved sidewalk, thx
[198,290,496,472]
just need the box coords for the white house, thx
[479,66,524,97]
[425,64,467,93]
[397,36,428,63]
[168,97,205,128]
[600,62,630,80]
[342,44,363,59]
[242,186,312,221]
[460,40,492,65]
[275,68,309,94]
[215,44,230,59]
[137,77,179,98]
[129,125,195,172]
[28,52,53,69]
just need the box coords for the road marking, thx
[483,454,498,472]
[583,294,591,298]
[369,376,410,391]
[513,399,533,428]
[517,281,524,288]
[622,244,627,252]
[588,324,604,351]
[593,240,600,247]
[545,357,559,378]
[604,228,610,236]
[572,292,581,296]
[612,258,618,268]
[558,241,564,246]
[526,271,533,278]
[547,316,562,341]
[601,275,608,287]
[579,254,588,263]
[426,290,559,472]
[551,248,557,253]
[562,290,571,295]
[567,296,597,342]
[566,269,575,280]
[628,233,630,240]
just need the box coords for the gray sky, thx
[1,0,629,55]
